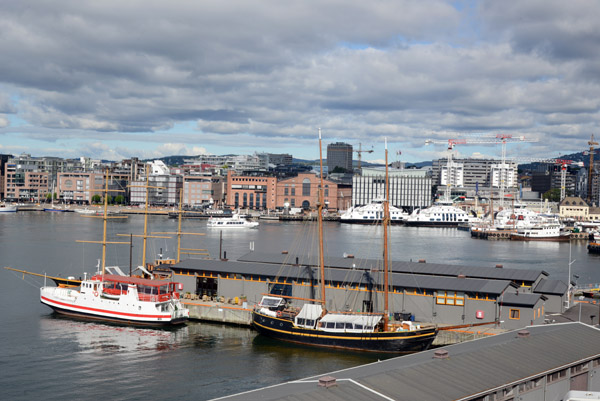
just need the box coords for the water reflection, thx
[40,315,189,354]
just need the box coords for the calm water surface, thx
[1,212,598,400]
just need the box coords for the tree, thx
[91,194,102,204]
[114,195,124,205]
[542,188,572,202]
[106,195,113,204]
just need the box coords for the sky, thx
[0,0,599,164]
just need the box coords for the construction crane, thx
[425,134,535,205]
[587,134,598,204]
[354,143,373,170]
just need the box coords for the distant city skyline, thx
[1,2,598,164]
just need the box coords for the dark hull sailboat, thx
[251,132,438,354]
[252,310,437,353]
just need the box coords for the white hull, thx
[40,280,189,326]
[340,199,408,224]
[405,202,476,227]
[0,205,17,213]
[207,214,259,228]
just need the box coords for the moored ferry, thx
[340,198,408,224]
[40,274,189,326]
[404,200,477,227]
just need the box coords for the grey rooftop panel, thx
[217,323,600,401]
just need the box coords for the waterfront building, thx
[226,170,277,210]
[56,172,129,204]
[327,142,353,172]
[352,167,432,211]
[276,172,339,210]
[170,254,550,331]
[0,153,12,199]
[185,153,268,173]
[182,174,214,206]
[559,196,590,221]
[111,157,146,182]
[130,163,183,205]
[3,165,49,201]
[219,323,600,401]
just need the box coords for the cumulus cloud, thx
[0,0,598,160]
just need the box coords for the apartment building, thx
[56,172,129,204]
[326,142,353,172]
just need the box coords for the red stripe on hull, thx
[41,295,171,319]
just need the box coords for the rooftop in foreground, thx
[215,322,600,401]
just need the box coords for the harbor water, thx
[1,212,599,400]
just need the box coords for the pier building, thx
[167,253,563,331]
[219,323,600,401]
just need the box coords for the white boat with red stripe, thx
[40,273,189,326]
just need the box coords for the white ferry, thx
[404,200,477,227]
[510,223,570,242]
[40,273,189,326]
[340,198,408,224]
[207,213,259,228]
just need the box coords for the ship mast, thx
[383,138,390,331]
[318,128,327,309]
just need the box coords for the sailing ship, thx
[252,132,437,353]
[39,170,189,326]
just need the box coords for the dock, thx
[182,299,504,346]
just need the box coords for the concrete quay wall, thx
[184,301,253,325]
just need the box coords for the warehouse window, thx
[435,291,465,306]
[509,309,520,319]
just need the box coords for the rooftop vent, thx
[282,250,288,254]
[495,264,503,268]
[318,376,337,388]
[433,349,449,359]
[457,274,466,279]
[418,259,426,263]
[517,330,530,338]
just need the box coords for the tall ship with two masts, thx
[252,132,438,353]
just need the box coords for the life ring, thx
[93,291,98,297]
[276,311,282,318]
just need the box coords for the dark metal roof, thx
[237,251,548,283]
[501,292,546,307]
[217,323,600,401]
[174,258,513,296]
[533,279,568,295]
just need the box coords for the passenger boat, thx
[40,273,188,326]
[38,170,189,326]
[207,213,259,228]
[404,200,477,227]
[0,203,17,213]
[340,198,408,224]
[252,132,437,353]
[510,223,570,242]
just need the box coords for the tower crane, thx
[354,143,373,170]
[587,134,598,204]
[425,134,536,205]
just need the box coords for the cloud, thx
[0,0,598,161]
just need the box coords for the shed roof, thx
[533,279,568,295]
[236,251,547,283]
[219,323,600,401]
[173,258,513,296]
